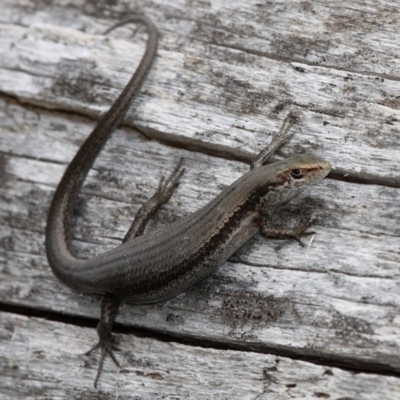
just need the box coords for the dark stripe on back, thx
[119,184,273,297]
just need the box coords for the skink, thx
[45,16,331,387]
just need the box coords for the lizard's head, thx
[259,153,331,210]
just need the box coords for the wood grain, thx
[1,312,399,399]
[0,0,399,396]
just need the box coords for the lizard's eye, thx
[290,168,304,179]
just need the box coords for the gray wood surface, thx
[0,0,399,397]
[2,312,400,399]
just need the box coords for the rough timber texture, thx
[0,0,399,397]
[1,312,400,400]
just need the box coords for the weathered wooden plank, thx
[0,1,399,175]
[1,312,399,398]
